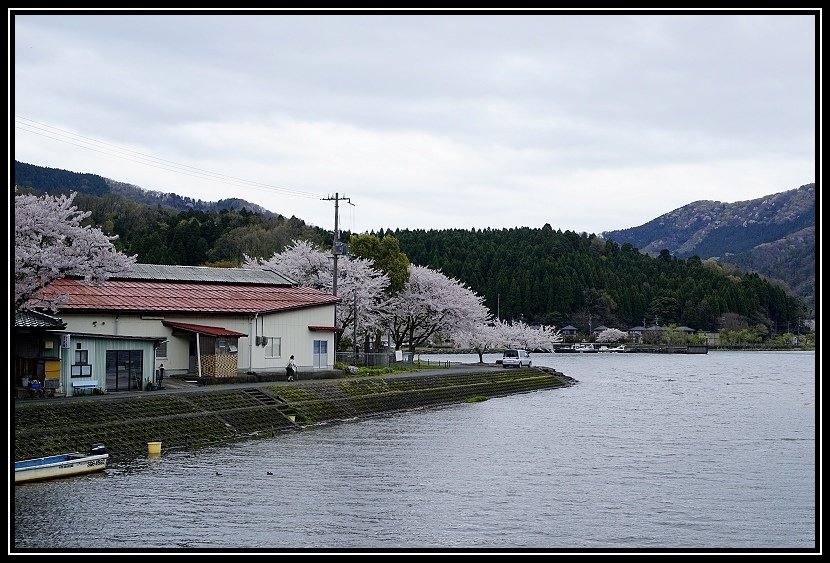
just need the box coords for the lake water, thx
[12,351,817,554]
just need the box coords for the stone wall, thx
[14,367,573,462]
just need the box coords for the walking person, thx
[286,355,297,381]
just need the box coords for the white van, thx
[502,348,531,368]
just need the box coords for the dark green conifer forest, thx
[13,160,808,335]
[388,226,805,332]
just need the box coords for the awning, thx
[163,321,246,337]
[308,325,344,333]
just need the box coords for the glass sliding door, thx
[106,350,144,391]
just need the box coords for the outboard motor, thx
[89,443,107,456]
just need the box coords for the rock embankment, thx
[14,366,574,462]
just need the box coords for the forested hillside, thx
[14,161,277,218]
[601,183,815,312]
[13,161,333,265]
[13,161,808,334]
[388,226,805,332]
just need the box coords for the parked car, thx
[502,348,531,368]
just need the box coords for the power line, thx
[14,115,322,200]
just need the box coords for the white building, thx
[41,264,340,394]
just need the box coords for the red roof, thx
[40,278,339,314]
[163,321,246,337]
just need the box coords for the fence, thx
[336,351,411,367]
[335,352,454,369]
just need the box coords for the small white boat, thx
[15,444,109,484]
[572,343,597,353]
[598,344,626,353]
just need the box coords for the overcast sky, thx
[11,9,817,236]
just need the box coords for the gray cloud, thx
[12,10,816,235]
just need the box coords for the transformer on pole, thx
[322,193,353,353]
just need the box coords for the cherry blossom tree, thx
[596,328,628,343]
[245,239,331,288]
[453,319,563,362]
[346,233,411,352]
[244,239,390,337]
[452,321,500,363]
[14,190,136,312]
[384,265,490,352]
[498,320,562,351]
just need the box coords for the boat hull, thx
[15,453,109,484]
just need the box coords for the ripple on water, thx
[13,351,815,551]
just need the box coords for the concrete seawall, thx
[14,366,575,462]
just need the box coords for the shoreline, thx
[14,365,575,464]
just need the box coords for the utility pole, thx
[353,294,358,362]
[322,193,353,354]
[588,312,592,341]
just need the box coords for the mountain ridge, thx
[13,160,815,314]
[602,183,815,311]
[14,160,278,218]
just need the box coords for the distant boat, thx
[15,444,109,484]
[553,343,598,353]
[598,344,626,353]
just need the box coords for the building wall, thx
[253,306,336,372]
[59,334,157,396]
[58,304,337,376]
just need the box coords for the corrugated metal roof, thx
[163,321,247,337]
[42,278,339,314]
[112,263,296,285]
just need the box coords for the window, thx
[313,339,328,368]
[71,364,93,377]
[71,349,92,377]
[266,337,281,358]
[156,340,168,359]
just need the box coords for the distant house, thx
[561,325,578,337]
[628,326,646,343]
[36,264,340,395]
